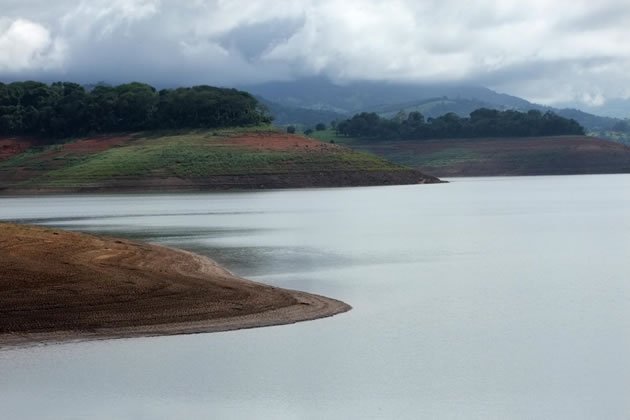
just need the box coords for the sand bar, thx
[0,223,351,348]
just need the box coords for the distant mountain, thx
[367,97,511,119]
[243,77,620,131]
[244,77,531,114]
[561,98,630,119]
[551,108,619,132]
[256,96,345,127]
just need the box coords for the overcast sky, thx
[1,0,630,107]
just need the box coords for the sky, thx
[1,0,630,108]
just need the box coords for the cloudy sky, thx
[1,0,630,107]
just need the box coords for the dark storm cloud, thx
[1,0,630,106]
[216,18,305,62]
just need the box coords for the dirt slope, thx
[340,135,630,177]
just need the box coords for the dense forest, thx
[336,109,585,139]
[0,81,272,139]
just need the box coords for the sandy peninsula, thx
[0,223,351,348]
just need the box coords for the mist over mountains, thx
[243,78,624,131]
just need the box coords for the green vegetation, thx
[336,109,585,140]
[0,130,413,189]
[393,148,485,168]
[44,144,291,183]
[0,81,271,139]
[310,128,347,144]
[592,131,630,145]
[591,119,630,145]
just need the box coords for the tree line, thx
[0,81,272,139]
[336,108,585,140]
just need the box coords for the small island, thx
[0,224,351,347]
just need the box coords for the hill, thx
[243,77,620,131]
[256,96,346,127]
[321,134,630,177]
[0,128,440,193]
[243,77,531,114]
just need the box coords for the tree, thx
[336,108,584,140]
[0,81,272,139]
[612,120,630,132]
[315,122,326,131]
[287,125,296,134]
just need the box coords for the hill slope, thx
[0,128,439,193]
[257,96,346,127]
[330,135,630,177]
[244,77,620,131]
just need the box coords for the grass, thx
[35,138,288,185]
[309,129,339,143]
[0,146,57,170]
[1,130,409,188]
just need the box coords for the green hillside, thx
[0,128,440,192]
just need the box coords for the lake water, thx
[1,175,630,419]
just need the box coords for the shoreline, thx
[0,224,351,349]
[0,170,443,196]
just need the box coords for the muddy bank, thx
[0,169,442,194]
[0,224,351,348]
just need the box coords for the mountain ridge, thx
[242,77,621,131]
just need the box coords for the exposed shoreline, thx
[0,224,351,349]
[0,170,443,195]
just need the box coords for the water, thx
[1,175,630,419]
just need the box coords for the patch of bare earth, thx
[0,135,136,187]
[357,136,630,176]
[0,138,34,161]
[61,135,132,153]
[0,223,350,348]
[222,132,339,152]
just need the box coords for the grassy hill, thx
[311,130,630,177]
[0,127,439,193]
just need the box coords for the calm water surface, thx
[1,175,630,419]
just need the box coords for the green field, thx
[0,128,434,190]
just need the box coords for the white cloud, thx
[0,18,65,72]
[2,0,630,106]
[61,0,161,38]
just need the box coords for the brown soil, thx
[61,135,132,153]
[352,136,630,176]
[4,170,440,194]
[0,224,351,348]
[223,132,339,151]
[0,137,34,161]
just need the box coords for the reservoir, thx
[2,175,630,419]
